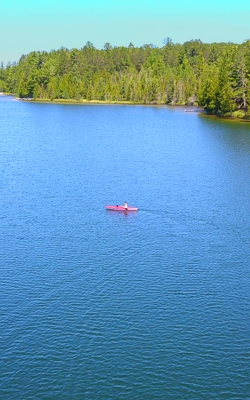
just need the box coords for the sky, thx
[1,0,250,65]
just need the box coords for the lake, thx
[1,96,250,399]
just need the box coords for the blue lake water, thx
[1,96,250,399]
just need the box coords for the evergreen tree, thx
[1,40,249,115]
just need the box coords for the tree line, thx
[0,39,249,117]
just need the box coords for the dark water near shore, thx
[1,96,250,399]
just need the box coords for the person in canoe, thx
[124,201,128,210]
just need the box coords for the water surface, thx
[1,97,250,399]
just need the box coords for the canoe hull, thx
[106,205,138,212]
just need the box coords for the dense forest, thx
[0,39,250,117]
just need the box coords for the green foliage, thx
[1,40,249,115]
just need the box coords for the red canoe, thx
[106,205,138,211]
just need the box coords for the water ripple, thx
[1,98,250,399]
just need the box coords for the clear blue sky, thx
[1,0,250,64]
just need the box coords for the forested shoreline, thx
[0,39,249,118]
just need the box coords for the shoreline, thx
[4,95,250,122]
[30,98,250,122]
[29,98,138,105]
